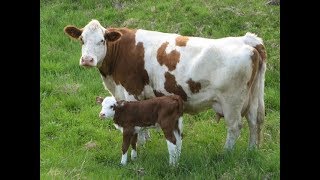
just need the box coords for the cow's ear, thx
[96,96,104,104]
[104,31,121,42]
[64,26,83,39]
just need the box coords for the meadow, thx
[40,0,280,179]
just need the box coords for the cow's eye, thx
[100,39,105,44]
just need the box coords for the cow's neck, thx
[99,41,120,76]
[98,28,150,97]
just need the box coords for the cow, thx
[96,95,184,166]
[64,19,267,150]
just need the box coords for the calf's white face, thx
[96,96,117,119]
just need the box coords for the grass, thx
[40,0,280,179]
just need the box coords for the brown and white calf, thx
[96,95,184,166]
[65,19,267,150]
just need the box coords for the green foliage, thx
[41,0,279,179]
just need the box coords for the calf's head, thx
[64,19,121,67]
[96,96,117,119]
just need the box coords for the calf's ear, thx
[64,26,83,39]
[104,31,121,42]
[96,96,104,104]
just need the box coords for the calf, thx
[96,95,184,166]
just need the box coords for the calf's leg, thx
[121,131,133,165]
[163,129,178,166]
[130,133,138,160]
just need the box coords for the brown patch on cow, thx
[186,79,201,93]
[254,44,267,62]
[99,28,149,97]
[247,49,260,87]
[157,42,180,71]
[153,90,165,97]
[164,72,187,101]
[175,36,189,46]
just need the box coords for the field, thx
[40,0,280,179]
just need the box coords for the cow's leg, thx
[163,128,178,166]
[246,101,259,149]
[121,130,133,165]
[130,133,138,160]
[223,104,243,150]
[137,131,146,146]
[174,117,183,160]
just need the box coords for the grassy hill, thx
[40,0,280,179]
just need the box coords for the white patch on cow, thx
[121,152,128,165]
[212,102,223,116]
[137,132,146,146]
[80,20,107,66]
[135,124,160,145]
[166,140,178,166]
[131,149,137,160]
[243,32,264,47]
[134,126,142,133]
[100,96,117,119]
[114,124,123,133]
[134,123,160,134]
[101,75,116,96]
[114,84,136,101]
[142,85,155,99]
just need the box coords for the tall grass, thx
[40,0,280,179]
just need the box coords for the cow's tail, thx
[244,32,267,146]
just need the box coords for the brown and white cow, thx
[96,95,183,166]
[64,19,267,149]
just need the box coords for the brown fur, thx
[254,44,267,62]
[176,36,189,46]
[98,28,150,97]
[186,79,201,93]
[247,49,260,87]
[64,26,82,39]
[164,72,187,101]
[175,36,189,46]
[153,90,165,97]
[157,42,180,71]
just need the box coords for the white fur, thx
[113,124,123,133]
[99,96,117,119]
[166,140,178,166]
[131,149,137,160]
[121,152,128,165]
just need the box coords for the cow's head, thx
[96,96,117,119]
[64,19,121,67]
